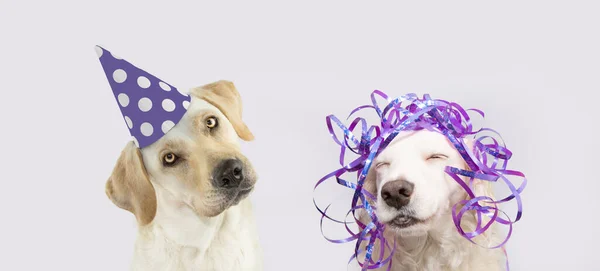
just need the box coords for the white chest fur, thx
[130,191,262,271]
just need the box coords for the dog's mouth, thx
[387,215,422,229]
[193,185,255,217]
[237,186,253,197]
[230,185,254,205]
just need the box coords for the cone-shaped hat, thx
[95,45,191,148]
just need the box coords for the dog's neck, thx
[382,212,505,271]
[147,187,227,248]
[131,186,262,271]
[354,210,504,271]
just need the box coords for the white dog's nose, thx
[381,179,414,209]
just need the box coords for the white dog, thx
[105,81,263,271]
[353,130,505,271]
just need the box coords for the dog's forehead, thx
[379,130,453,158]
[160,98,223,136]
[140,97,227,152]
[186,97,225,119]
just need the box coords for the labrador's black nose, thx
[381,179,414,209]
[213,159,244,189]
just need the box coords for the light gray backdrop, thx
[1,1,598,270]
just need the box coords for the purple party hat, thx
[95,45,191,149]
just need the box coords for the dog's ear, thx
[473,178,495,205]
[462,137,497,233]
[460,138,499,242]
[105,141,157,226]
[190,80,254,141]
[363,167,378,205]
[462,138,496,204]
[355,166,378,224]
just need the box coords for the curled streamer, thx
[313,90,527,271]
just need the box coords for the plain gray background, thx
[1,0,598,270]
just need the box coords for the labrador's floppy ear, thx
[190,80,254,141]
[105,141,157,225]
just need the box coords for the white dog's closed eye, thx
[427,153,448,160]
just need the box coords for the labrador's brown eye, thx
[206,117,218,129]
[163,153,178,166]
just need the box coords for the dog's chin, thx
[194,186,255,217]
[384,215,431,236]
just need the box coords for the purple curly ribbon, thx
[313,90,527,271]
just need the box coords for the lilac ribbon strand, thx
[313,90,527,271]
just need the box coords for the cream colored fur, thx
[105,81,263,271]
[130,186,262,271]
[351,130,505,271]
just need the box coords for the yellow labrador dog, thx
[105,81,263,271]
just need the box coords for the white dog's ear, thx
[191,80,255,141]
[461,138,499,242]
[473,179,495,206]
[363,167,378,205]
[355,167,378,224]
[462,138,496,202]
[462,137,496,212]
[105,141,157,226]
